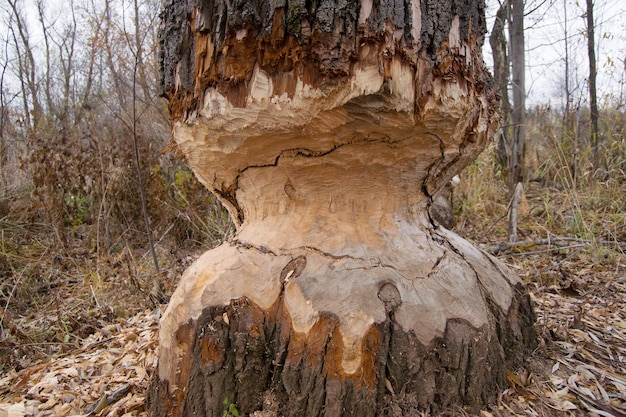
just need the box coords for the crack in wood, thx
[231,238,278,256]
[292,245,363,260]
[280,256,307,286]
[425,252,446,280]
[214,187,244,225]
[421,132,446,229]
[228,133,406,224]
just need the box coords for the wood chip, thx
[0,309,159,417]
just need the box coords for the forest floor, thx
[0,174,625,416]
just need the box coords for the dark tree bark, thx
[149,1,536,416]
[563,0,571,119]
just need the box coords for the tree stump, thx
[148,1,536,416]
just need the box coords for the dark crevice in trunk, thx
[231,238,278,256]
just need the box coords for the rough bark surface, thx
[149,1,536,416]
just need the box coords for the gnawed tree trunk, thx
[148,1,536,416]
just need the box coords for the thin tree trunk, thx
[6,0,42,130]
[133,0,153,109]
[490,1,511,171]
[507,0,526,244]
[562,0,577,183]
[509,0,526,190]
[0,38,8,193]
[58,1,77,133]
[102,0,126,111]
[9,3,33,130]
[36,1,53,118]
[75,4,101,125]
[585,0,600,164]
[131,52,160,275]
[563,0,571,119]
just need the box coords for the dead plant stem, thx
[130,32,159,274]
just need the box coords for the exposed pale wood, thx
[150,1,537,416]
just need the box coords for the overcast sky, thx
[483,0,626,107]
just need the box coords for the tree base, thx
[148,227,536,417]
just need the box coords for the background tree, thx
[585,0,600,163]
[507,0,526,242]
[487,0,528,241]
[0,25,11,192]
[490,1,511,170]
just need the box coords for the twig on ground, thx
[485,237,587,255]
[484,236,626,256]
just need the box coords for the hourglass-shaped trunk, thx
[148,1,536,416]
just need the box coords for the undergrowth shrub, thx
[1,121,233,371]
[151,162,234,248]
[0,0,237,372]
[458,105,626,251]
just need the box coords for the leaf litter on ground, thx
[0,309,159,417]
[1,254,625,416]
